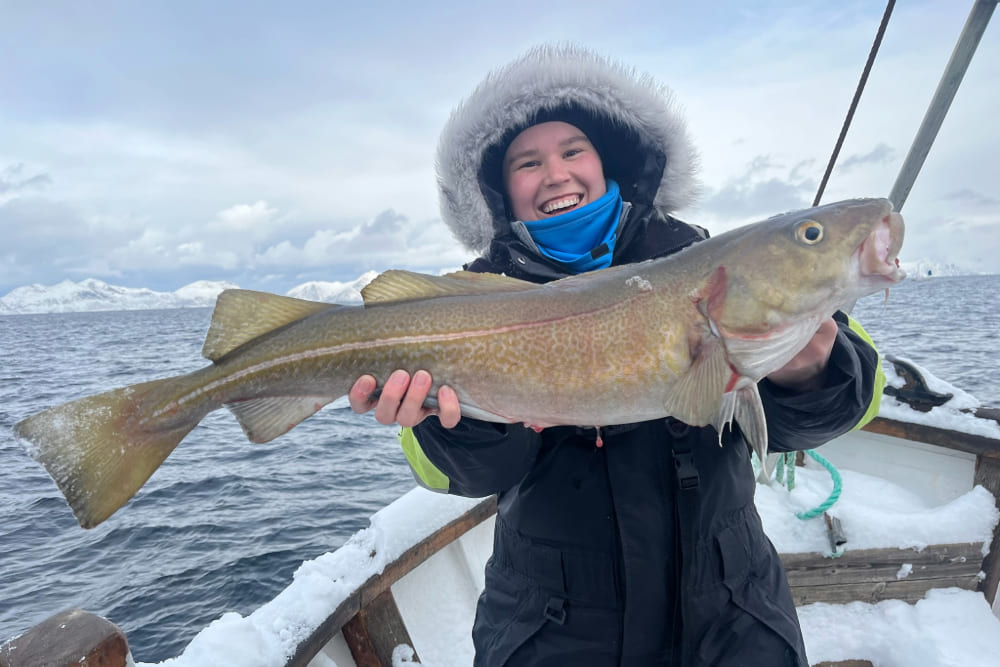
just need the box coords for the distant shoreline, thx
[2,270,994,316]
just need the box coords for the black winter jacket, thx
[412,203,881,666]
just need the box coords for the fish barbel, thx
[14,198,905,528]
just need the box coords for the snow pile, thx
[392,645,419,665]
[757,466,998,554]
[880,356,1000,440]
[142,489,482,667]
[800,588,1000,667]
[136,468,1000,667]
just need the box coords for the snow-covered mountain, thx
[285,271,377,304]
[0,259,982,315]
[0,274,381,315]
[899,259,976,280]
[0,278,240,314]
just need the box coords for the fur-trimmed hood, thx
[436,43,701,252]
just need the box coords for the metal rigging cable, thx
[813,0,896,207]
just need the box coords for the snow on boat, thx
[3,357,999,667]
[7,5,999,665]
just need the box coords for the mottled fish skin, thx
[13,198,904,528]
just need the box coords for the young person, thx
[350,45,882,666]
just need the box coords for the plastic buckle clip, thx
[543,597,567,625]
[674,451,700,491]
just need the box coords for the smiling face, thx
[502,121,606,222]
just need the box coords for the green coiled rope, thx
[775,450,843,520]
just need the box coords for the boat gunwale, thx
[284,412,1000,667]
[6,412,998,667]
[285,495,498,667]
[864,412,1000,459]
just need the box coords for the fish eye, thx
[795,220,824,244]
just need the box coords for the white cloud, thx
[1,0,997,295]
[0,163,52,198]
[215,201,280,233]
[256,230,350,267]
[697,155,814,225]
[838,143,895,172]
[176,242,241,270]
[255,209,473,275]
[942,189,999,208]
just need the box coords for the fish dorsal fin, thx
[202,289,331,361]
[361,270,537,305]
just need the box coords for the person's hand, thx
[766,317,838,392]
[348,370,461,428]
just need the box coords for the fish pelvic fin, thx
[715,378,771,483]
[13,378,201,528]
[203,289,332,361]
[225,396,335,443]
[361,269,537,305]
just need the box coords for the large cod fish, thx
[15,198,905,528]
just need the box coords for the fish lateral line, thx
[12,197,906,528]
[181,299,657,407]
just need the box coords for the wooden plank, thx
[361,496,497,607]
[790,574,980,605]
[286,496,497,667]
[782,543,984,605]
[975,456,1000,605]
[342,589,419,667]
[0,608,129,667]
[785,558,981,589]
[975,406,1000,423]
[781,542,983,573]
[862,416,1000,459]
[857,412,1000,605]
[288,589,362,667]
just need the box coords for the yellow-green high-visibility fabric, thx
[399,427,450,492]
[848,315,886,430]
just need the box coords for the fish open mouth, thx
[857,211,906,284]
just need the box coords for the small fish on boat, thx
[14,198,905,528]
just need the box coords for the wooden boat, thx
[280,356,1000,667]
[5,6,998,663]
[3,357,998,667]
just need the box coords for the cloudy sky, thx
[2,0,997,295]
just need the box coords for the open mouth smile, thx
[541,195,582,214]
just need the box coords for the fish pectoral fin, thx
[225,396,335,443]
[361,269,537,305]
[203,290,333,361]
[715,378,771,482]
[663,337,731,427]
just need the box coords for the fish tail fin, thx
[13,377,202,529]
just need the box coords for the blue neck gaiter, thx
[518,180,623,273]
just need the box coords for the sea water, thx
[0,274,997,661]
